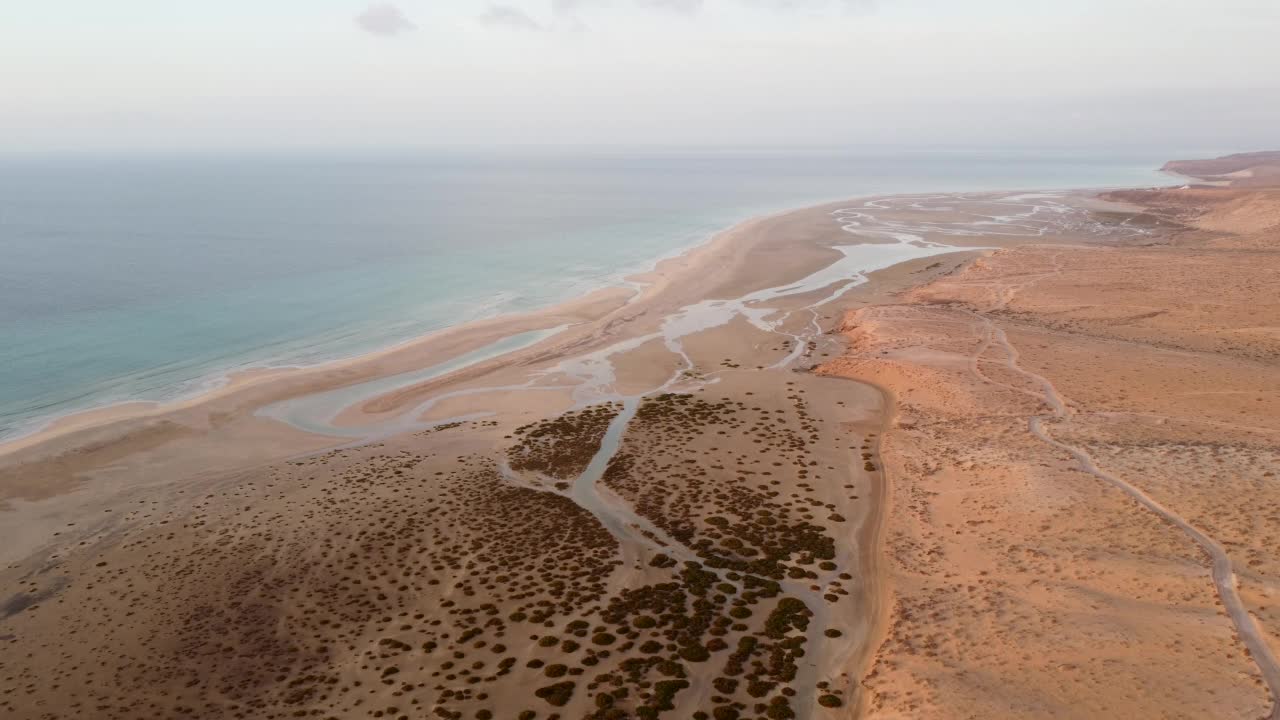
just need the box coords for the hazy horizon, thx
[4,1,1278,153]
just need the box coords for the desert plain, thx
[2,152,1279,720]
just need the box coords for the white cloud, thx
[553,0,596,15]
[744,0,878,13]
[478,4,547,30]
[355,3,417,37]
[638,0,705,13]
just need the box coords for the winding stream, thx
[260,192,1124,716]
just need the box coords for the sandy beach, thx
[3,154,1279,720]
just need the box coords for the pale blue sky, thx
[2,0,1277,151]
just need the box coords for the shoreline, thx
[0,189,854,452]
[0,195,910,460]
[0,182,1158,462]
[0,286,625,457]
[1,176,1215,720]
[0,202,810,458]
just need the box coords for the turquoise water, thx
[259,325,568,437]
[0,148,1176,441]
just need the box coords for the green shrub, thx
[679,645,711,662]
[534,681,576,707]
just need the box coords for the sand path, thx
[513,193,1139,718]
[964,263,1280,719]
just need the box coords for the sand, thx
[1,193,903,720]
[818,157,1280,718]
[2,155,1278,719]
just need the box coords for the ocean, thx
[0,148,1177,441]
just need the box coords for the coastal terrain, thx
[2,153,1278,720]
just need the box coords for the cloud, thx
[842,0,878,14]
[745,0,878,13]
[355,4,417,36]
[553,0,594,14]
[551,0,705,21]
[638,0,704,13]
[478,4,546,30]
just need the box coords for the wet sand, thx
[4,172,1277,719]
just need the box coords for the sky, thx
[2,0,1278,152]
